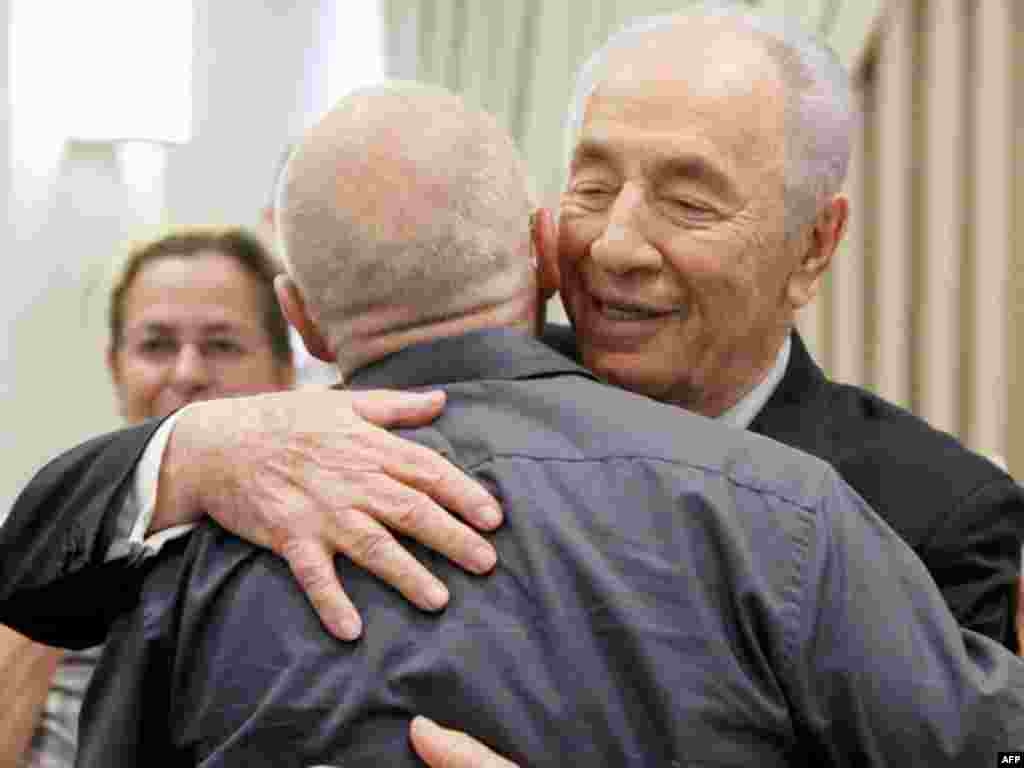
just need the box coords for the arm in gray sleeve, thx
[787,471,1024,764]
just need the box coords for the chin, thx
[584,349,666,401]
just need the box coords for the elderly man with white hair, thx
[2,3,1023,765]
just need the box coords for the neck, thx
[334,294,538,382]
[677,328,791,419]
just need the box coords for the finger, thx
[279,538,363,641]
[349,389,447,427]
[357,475,497,577]
[410,716,520,768]
[331,508,451,612]
[358,426,503,532]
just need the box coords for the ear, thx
[786,194,848,309]
[106,344,132,421]
[261,205,276,234]
[274,274,335,362]
[106,343,121,385]
[531,207,560,301]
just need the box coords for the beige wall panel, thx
[487,1,532,135]
[795,286,826,365]
[429,1,457,88]
[918,0,965,435]
[967,0,1012,464]
[1007,0,1024,476]
[516,1,573,208]
[832,86,866,386]
[453,2,487,109]
[873,0,913,407]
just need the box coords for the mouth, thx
[575,289,684,349]
[591,297,680,322]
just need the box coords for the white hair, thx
[565,0,854,233]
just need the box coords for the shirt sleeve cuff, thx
[105,405,199,562]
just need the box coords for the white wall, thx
[2,0,338,512]
[165,1,332,228]
[0,0,8,240]
[1,0,10,340]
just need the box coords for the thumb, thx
[350,390,446,427]
[409,717,519,768]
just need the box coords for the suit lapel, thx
[749,332,835,461]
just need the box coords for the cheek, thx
[557,221,597,285]
[112,358,168,417]
[664,236,760,313]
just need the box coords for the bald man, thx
[69,81,1024,767]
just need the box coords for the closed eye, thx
[661,197,719,223]
[569,183,616,210]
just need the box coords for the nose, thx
[588,182,663,274]
[170,344,212,396]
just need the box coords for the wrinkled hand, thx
[155,389,501,640]
[410,717,520,768]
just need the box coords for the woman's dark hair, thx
[108,227,292,366]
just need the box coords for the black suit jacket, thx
[750,333,1022,648]
[0,418,167,648]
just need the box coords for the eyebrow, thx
[199,323,245,336]
[570,140,618,174]
[571,138,739,203]
[132,322,246,337]
[655,155,737,202]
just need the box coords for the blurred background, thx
[0,0,1019,511]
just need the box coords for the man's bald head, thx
[277,82,536,374]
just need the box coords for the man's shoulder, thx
[762,336,1016,514]
[822,375,1011,493]
[433,374,840,513]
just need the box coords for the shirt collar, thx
[346,328,598,390]
[717,335,792,430]
[347,325,790,429]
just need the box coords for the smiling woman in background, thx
[2,227,294,768]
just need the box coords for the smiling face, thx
[108,251,292,423]
[558,27,809,416]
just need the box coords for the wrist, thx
[150,407,206,534]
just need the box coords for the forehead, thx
[576,28,784,177]
[122,252,265,331]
